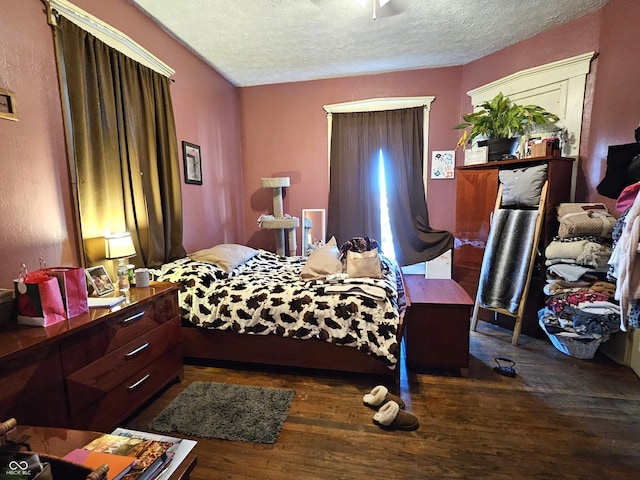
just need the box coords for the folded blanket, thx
[478,209,538,314]
[545,240,611,267]
[556,203,617,239]
[546,263,594,282]
[543,280,616,297]
[322,283,387,302]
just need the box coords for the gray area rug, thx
[148,381,295,444]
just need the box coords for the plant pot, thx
[478,137,519,162]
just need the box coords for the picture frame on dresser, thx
[85,265,114,296]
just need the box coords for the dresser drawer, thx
[70,344,183,431]
[61,302,160,375]
[0,344,63,403]
[65,317,181,414]
[0,380,69,427]
[0,344,69,427]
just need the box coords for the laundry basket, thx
[539,319,603,360]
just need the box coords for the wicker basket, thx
[539,319,603,360]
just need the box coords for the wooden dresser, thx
[453,156,574,337]
[0,282,182,432]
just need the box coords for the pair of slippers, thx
[362,385,419,431]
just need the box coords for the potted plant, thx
[454,92,560,161]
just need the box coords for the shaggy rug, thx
[148,381,295,444]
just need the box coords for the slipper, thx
[372,401,419,431]
[363,385,405,409]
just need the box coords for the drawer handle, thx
[127,373,150,390]
[121,311,145,325]
[125,342,150,358]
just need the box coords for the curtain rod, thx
[42,0,175,78]
[324,96,435,114]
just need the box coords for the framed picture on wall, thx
[182,141,202,185]
[0,87,18,121]
[430,150,455,179]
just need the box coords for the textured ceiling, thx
[128,0,609,87]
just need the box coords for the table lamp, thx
[105,232,136,292]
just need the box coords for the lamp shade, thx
[105,232,136,259]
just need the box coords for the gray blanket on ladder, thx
[478,208,539,314]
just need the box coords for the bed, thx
[149,244,407,378]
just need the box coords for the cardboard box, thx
[529,138,560,158]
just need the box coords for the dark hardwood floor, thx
[125,323,640,479]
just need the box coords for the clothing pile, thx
[538,203,621,358]
[596,131,640,331]
[607,181,640,331]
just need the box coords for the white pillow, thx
[188,244,258,272]
[300,237,343,280]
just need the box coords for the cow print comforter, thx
[150,250,404,368]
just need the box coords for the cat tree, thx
[258,177,299,256]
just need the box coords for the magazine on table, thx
[111,427,197,480]
[82,432,172,480]
[64,448,137,480]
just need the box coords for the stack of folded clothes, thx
[538,203,621,357]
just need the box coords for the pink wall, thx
[241,0,640,255]
[1,0,637,289]
[0,0,75,287]
[461,0,640,212]
[461,9,606,207]
[240,67,463,253]
[0,0,243,288]
[588,0,640,211]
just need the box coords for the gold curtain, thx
[56,16,185,268]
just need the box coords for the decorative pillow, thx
[188,244,258,272]
[346,249,382,279]
[300,237,343,280]
[499,164,548,207]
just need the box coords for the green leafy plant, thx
[454,92,559,144]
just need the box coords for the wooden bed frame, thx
[180,273,410,380]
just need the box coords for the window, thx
[378,149,396,261]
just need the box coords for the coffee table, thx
[8,425,197,479]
